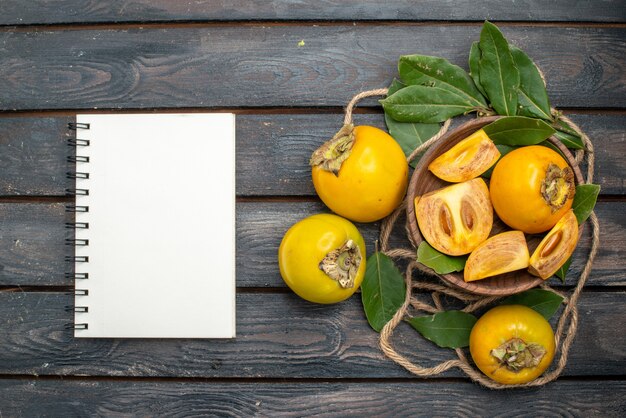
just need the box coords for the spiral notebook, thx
[69,113,236,338]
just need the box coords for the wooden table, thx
[1,2,625,416]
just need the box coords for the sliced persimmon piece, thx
[428,129,500,183]
[415,178,493,256]
[529,210,579,279]
[464,230,530,282]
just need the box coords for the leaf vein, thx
[487,26,509,115]
[374,252,387,316]
[519,90,551,120]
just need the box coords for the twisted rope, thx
[343,88,390,126]
[345,88,600,388]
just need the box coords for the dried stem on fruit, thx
[541,164,575,213]
[309,124,355,175]
[491,338,546,372]
[319,239,362,288]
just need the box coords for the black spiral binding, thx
[66,122,90,331]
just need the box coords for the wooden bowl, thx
[406,116,584,296]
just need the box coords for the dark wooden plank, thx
[0,203,68,286]
[0,26,624,110]
[0,291,623,378]
[0,379,624,417]
[1,113,624,197]
[2,1,626,25]
[0,117,72,196]
[0,201,623,287]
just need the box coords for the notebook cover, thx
[72,113,236,338]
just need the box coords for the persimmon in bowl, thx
[406,116,584,296]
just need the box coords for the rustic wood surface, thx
[0,380,624,417]
[0,292,624,378]
[0,1,624,416]
[2,1,626,25]
[0,27,624,110]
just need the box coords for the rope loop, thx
[345,88,600,388]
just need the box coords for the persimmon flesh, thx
[415,178,493,256]
[464,230,530,282]
[529,209,579,279]
[428,129,500,183]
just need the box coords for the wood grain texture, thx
[0,117,72,196]
[0,26,624,110]
[0,291,624,378]
[2,1,626,25]
[0,203,68,286]
[0,379,624,417]
[0,201,623,287]
[0,113,624,197]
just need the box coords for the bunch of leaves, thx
[382,20,584,167]
[361,21,600,349]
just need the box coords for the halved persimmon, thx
[464,230,530,282]
[529,209,579,279]
[428,129,500,183]
[414,178,493,256]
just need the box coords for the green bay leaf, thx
[384,113,440,168]
[407,311,477,348]
[553,119,585,149]
[399,54,487,108]
[416,242,467,274]
[387,78,406,96]
[555,256,573,283]
[483,116,556,146]
[380,85,476,123]
[361,252,406,332]
[554,118,582,137]
[572,184,601,225]
[510,46,553,121]
[469,41,488,98]
[384,79,441,167]
[554,130,585,150]
[478,21,520,116]
[501,289,564,320]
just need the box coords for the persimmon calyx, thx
[491,337,546,372]
[309,123,355,175]
[541,163,575,213]
[319,239,362,288]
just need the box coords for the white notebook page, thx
[73,113,236,338]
